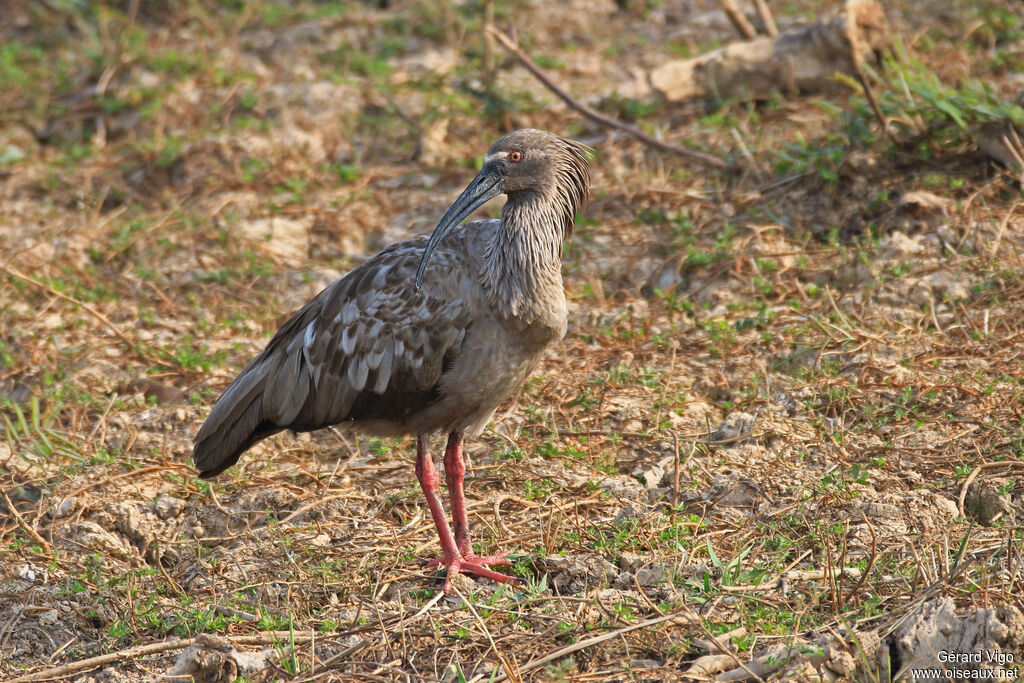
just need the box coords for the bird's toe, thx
[464,551,514,567]
[429,554,522,593]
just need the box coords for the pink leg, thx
[415,433,517,593]
[414,435,460,567]
[443,432,473,555]
[442,433,513,569]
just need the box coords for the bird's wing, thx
[193,237,477,477]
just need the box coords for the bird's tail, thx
[192,363,281,479]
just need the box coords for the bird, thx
[192,129,591,592]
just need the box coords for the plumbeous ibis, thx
[193,129,591,592]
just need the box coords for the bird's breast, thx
[414,311,558,436]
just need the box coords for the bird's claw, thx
[423,551,513,569]
[422,552,520,592]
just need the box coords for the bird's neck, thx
[482,192,569,323]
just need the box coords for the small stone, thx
[932,495,959,519]
[310,533,331,547]
[629,658,662,669]
[614,506,637,524]
[153,494,186,520]
[619,552,645,572]
[55,497,77,518]
[708,412,757,442]
[636,563,664,586]
[966,480,1015,526]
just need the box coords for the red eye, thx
[508,151,523,162]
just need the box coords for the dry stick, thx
[451,586,521,683]
[10,631,336,683]
[8,639,194,683]
[678,601,763,682]
[845,510,878,605]
[312,591,446,672]
[957,465,982,518]
[279,493,352,525]
[1,489,52,554]
[485,26,734,172]
[988,200,1022,260]
[846,16,890,142]
[491,612,693,682]
[719,0,758,39]
[65,464,187,500]
[853,64,890,142]
[0,264,164,367]
[752,0,778,36]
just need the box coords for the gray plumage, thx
[193,129,591,480]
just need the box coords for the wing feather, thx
[192,229,484,477]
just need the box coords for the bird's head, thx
[414,129,592,290]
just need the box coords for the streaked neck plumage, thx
[482,189,573,323]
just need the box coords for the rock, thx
[106,502,154,545]
[618,552,647,572]
[966,479,1015,526]
[163,633,274,683]
[703,475,763,509]
[544,554,619,593]
[882,231,926,259]
[237,216,312,267]
[120,379,184,404]
[931,494,959,520]
[614,506,637,525]
[636,563,664,586]
[593,474,646,502]
[636,456,673,489]
[890,598,1024,676]
[60,522,133,557]
[18,565,45,582]
[54,497,78,518]
[923,270,971,302]
[154,494,187,520]
[708,412,757,442]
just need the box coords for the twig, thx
[279,493,352,525]
[678,601,762,681]
[452,586,521,683]
[0,264,165,368]
[9,630,334,683]
[753,0,778,36]
[1,489,52,554]
[853,64,890,142]
[486,25,735,172]
[491,612,693,681]
[8,638,194,682]
[65,464,189,500]
[719,0,758,39]
[672,432,681,514]
[957,465,982,519]
[315,591,445,671]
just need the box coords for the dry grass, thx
[1,0,1023,681]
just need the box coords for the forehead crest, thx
[489,128,560,154]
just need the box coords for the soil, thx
[1,0,1023,681]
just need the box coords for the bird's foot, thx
[424,552,519,593]
[424,550,512,569]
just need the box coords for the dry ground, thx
[2,1,1024,681]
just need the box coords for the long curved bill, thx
[414,170,503,291]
